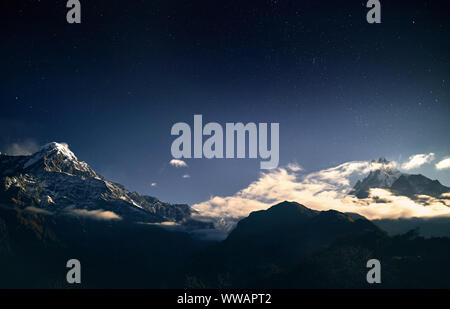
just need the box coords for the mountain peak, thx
[351,158,450,200]
[42,142,72,151]
[267,201,317,215]
[390,174,450,199]
[350,158,402,198]
[40,142,77,159]
[376,157,390,164]
[24,142,77,168]
[224,202,380,266]
[370,157,396,169]
[0,142,199,224]
[22,142,99,179]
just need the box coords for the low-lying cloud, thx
[24,206,53,215]
[64,207,122,220]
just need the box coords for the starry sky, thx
[1,0,449,205]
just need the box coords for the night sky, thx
[1,0,449,205]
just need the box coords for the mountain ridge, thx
[0,142,205,225]
[350,157,450,200]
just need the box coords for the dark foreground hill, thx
[1,198,450,288]
[0,203,209,288]
[181,201,450,288]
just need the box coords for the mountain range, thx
[350,157,450,200]
[0,142,209,228]
[0,144,450,288]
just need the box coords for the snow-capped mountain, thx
[350,157,450,200]
[350,158,403,198]
[0,142,197,223]
[22,142,100,179]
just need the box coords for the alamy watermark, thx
[366,0,381,24]
[170,115,279,169]
[366,259,381,284]
[66,259,81,284]
[66,0,81,24]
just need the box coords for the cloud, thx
[182,174,190,178]
[287,162,303,172]
[64,207,122,220]
[436,158,450,170]
[138,221,192,233]
[3,140,39,156]
[151,182,157,187]
[401,153,435,170]
[141,221,181,227]
[24,206,53,215]
[169,159,188,168]
[192,159,450,232]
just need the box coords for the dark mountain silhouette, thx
[0,202,209,288]
[182,201,450,288]
[221,201,382,267]
[1,198,450,288]
[390,174,450,199]
[374,216,450,238]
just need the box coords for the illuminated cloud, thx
[401,153,435,170]
[193,159,450,231]
[64,207,122,220]
[169,159,188,168]
[287,162,303,172]
[436,158,450,170]
[24,206,53,215]
[182,174,190,178]
[151,182,157,187]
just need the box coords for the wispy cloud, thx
[287,162,303,172]
[3,140,39,156]
[24,206,53,215]
[436,158,450,170]
[182,174,190,179]
[401,153,435,170]
[64,207,122,220]
[193,159,450,231]
[169,159,188,168]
